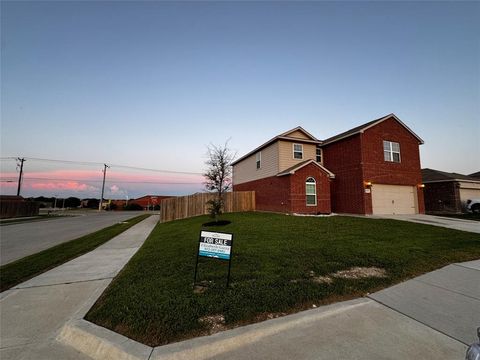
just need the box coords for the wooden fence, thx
[159,191,255,223]
[0,198,40,219]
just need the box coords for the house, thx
[422,168,480,213]
[232,114,425,215]
[131,195,172,210]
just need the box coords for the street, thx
[0,211,148,265]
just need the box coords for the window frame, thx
[383,140,401,163]
[316,147,322,163]
[305,177,317,206]
[256,151,261,169]
[293,143,303,160]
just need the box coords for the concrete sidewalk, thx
[372,214,480,233]
[1,216,477,359]
[0,215,158,360]
[58,260,478,360]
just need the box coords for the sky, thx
[1,1,479,199]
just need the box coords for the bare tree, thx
[204,141,234,222]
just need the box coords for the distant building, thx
[131,195,172,210]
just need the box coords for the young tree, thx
[204,142,234,222]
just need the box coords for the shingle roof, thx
[422,168,480,183]
[469,171,480,178]
[322,113,424,146]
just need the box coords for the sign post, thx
[194,231,234,288]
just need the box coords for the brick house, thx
[232,114,425,215]
[422,168,480,213]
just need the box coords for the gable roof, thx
[322,113,424,146]
[231,126,321,166]
[469,171,480,179]
[422,168,480,183]
[276,159,335,178]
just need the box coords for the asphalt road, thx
[0,211,149,265]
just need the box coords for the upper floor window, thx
[306,177,317,206]
[316,147,322,163]
[256,152,261,169]
[383,140,401,163]
[293,144,303,159]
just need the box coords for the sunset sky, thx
[1,1,479,199]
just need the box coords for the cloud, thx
[31,181,98,192]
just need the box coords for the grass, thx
[86,212,480,346]
[0,214,150,292]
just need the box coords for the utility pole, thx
[16,157,25,196]
[98,164,110,211]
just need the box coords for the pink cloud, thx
[30,181,98,192]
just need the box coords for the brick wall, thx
[423,181,461,213]
[233,163,332,214]
[361,117,425,214]
[289,164,332,214]
[322,117,425,214]
[322,134,365,214]
[233,175,291,213]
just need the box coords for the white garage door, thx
[372,184,417,215]
[459,188,480,202]
[459,188,480,210]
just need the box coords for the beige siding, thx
[287,130,311,140]
[233,142,279,185]
[278,140,317,172]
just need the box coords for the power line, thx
[0,177,202,185]
[1,156,203,175]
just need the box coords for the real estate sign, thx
[194,230,234,287]
[198,231,233,260]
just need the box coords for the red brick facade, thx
[233,115,424,215]
[234,163,332,214]
[322,134,365,214]
[322,117,425,214]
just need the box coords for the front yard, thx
[86,212,480,346]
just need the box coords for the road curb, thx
[58,298,371,360]
[58,319,152,360]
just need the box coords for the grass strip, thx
[0,214,150,292]
[86,212,480,346]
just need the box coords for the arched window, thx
[306,177,317,206]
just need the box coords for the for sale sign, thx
[198,231,233,260]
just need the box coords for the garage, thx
[459,184,480,208]
[371,184,417,215]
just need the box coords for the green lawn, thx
[0,214,150,292]
[86,212,480,346]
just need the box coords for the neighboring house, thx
[232,114,425,215]
[469,171,480,179]
[422,168,480,213]
[131,195,172,210]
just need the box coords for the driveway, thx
[0,211,146,265]
[372,214,480,233]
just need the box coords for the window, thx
[316,147,322,163]
[383,140,401,163]
[293,144,303,159]
[256,152,261,169]
[306,177,317,206]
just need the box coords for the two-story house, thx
[232,114,425,215]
